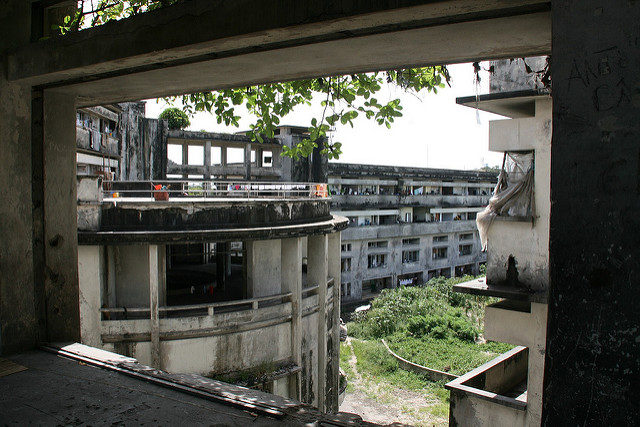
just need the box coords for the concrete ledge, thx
[446,346,528,410]
[452,276,547,303]
[79,215,348,245]
[381,339,458,382]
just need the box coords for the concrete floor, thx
[0,350,289,425]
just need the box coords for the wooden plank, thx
[0,358,27,377]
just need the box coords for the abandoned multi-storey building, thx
[329,163,496,304]
[75,104,344,412]
[4,1,639,425]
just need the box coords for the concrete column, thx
[203,141,211,180]
[220,146,228,179]
[181,143,188,179]
[281,237,302,399]
[273,147,282,169]
[105,246,117,308]
[216,242,230,291]
[149,245,161,369]
[221,146,227,166]
[245,239,281,298]
[527,302,547,426]
[77,246,103,348]
[0,70,38,353]
[327,232,341,412]
[256,148,263,167]
[42,89,80,343]
[244,143,252,180]
[307,234,328,411]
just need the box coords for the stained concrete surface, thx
[0,351,281,425]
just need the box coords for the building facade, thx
[329,163,497,304]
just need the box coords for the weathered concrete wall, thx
[110,245,165,307]
[160,321,292,375]
[92,199,332,232]
[117,102,167,181]
[544,1,640,424]
[246,239,282,298]
[301,307,319,406]
[490,56,548,93]
[0,22,37,353]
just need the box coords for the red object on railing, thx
[153,184,169,201]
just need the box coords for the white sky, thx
[145,62,506,170]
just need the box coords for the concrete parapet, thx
[381,339,457,382]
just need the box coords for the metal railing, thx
[101,291,293,319]
[100,277,334,320]
[101,179,329,200]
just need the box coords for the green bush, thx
[349,276,484,341]
[159,107,190,130]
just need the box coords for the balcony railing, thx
[101,180,329,200]
[101,277,334,321]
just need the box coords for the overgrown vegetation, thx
[347,275,512,375]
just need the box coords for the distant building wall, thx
[329,163,496,304]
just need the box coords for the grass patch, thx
[347,275,513,375]
[348,338,449,423]
[385,335,512,375]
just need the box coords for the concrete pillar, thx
[77,245,103,348]
[0,63,38,353]
[216,242,230,291]
[203,141,211,180]
[327,232,341,412]
[181,143,188,179]
[221,147,227,166]
[149,245,161,369]
[256,148,263,167]
[220,146,228,179]
[273,147,282,170]
[281,237,303,399]
[244,143,252,180]
[42,89,80,343]
[307,234,328,411]
[245,239,281,298]
[106,246,117,308]
[527,302,547,426]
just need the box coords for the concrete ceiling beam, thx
[55,9,550,107]
[9,0,549,88]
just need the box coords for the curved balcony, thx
[96,279,335,376]
[77,177,347,244]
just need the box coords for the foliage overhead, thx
[57,1,450,159]
[158,107,190,130]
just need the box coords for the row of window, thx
[341,244,475,271]
[167,144,274,168]
[331,184,493,197]
[341,262,483,298]
[340,233,476,253]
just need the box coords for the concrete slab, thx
[0,349,375,425]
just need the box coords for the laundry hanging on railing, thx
[477,151,535,250]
